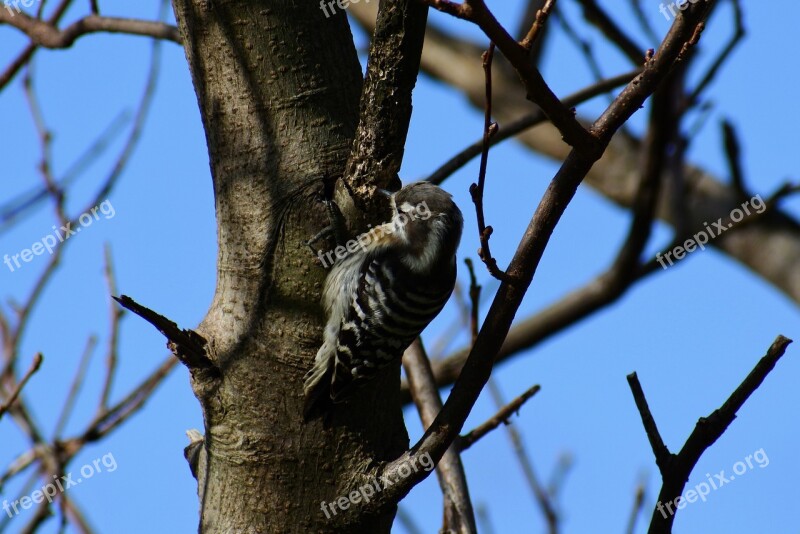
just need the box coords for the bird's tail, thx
[303,351,334,421]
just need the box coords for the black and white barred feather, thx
[303,182,462,420]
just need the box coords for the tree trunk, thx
[170,1,408,531]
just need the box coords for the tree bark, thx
[169,1,407,531]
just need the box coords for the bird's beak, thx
[376,188,393,197]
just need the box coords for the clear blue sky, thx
[1,1,798,533]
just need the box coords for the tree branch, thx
[0,11,180,48]
[574,0,644,64]
[350,1,800,306]
[470,43,509,282]
[426,69,640,185]
[627,373,672,474]
[370,0,716,509]
[424,0,596,150]
[405,69,680,401]
[403,339,477,534]
[0,353,42,421]
[113,295,213,372]
[459,383,540,451]
[629,335,793,534]
[341,0,428,211]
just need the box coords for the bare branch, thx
[459,384,540,451]
[489,380,558,533]
[113,295,213,372]
[0,11,180,48]
[0,0,72,91]
[403,339,477,534]
[629,335,793,533]
[423,0,596,150]
[426,69,640,185]
[374,0,715,506]
[351,0,800,306]
[341,0,428,210]
[574,0,644,63]
[62,494,95,534]
[721,119,747,199]
[409,70,681,400]
[53,337,97,438]
[470,43,509,282]
[77,356,178,446]
[686,0,744,107]
[99,245,122,410]
[627,373,671,474]
[624,482,646,534]
[628,0,658,44]
[0,353,43,420]
[520,0,556,51]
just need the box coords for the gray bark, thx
[169,1,408,531]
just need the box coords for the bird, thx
[303,182,463,420]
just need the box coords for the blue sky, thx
[1,1,798,533]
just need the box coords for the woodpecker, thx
[303,182,463,419]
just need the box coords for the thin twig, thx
[403,339,477,533]
[52,337,97,439]
[546,453,573,499]
[470,43,510,282]
[71,356,179,448]
[0,353,43,420]
[113,295,212,371]
[0,111,130,233]
[0,0,72,91]
[396,507,424,534]
[464,258,481,343]
[624,483,646,534]
[631,336,793,534]
[99,245,122,410]
[721,119,747,199]
[424,0,596,150]
[0,11,181,48]
[487,379,557,534]
[686,0,744,107]
[459,384,540,451]
[628,0,658,44]
[426,69,640,185]
[574,0,644,63]
[627,373,672,474]
[520,0,556,50]
[83,1,166,211]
